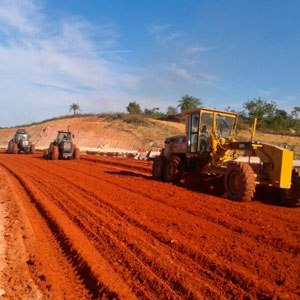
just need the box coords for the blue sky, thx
[0,0,300,126]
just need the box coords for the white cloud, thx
[199,73,219,82]
[162,32,182,43]
[166,63,218,85]
[0,0,41,35]
[149,24,182,43]
[150,24,171,34]
[259,89,276,97]
[0,0,138,126]
[167,63,193,80]
[187,46,211,54]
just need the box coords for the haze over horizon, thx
[1,0,300,127]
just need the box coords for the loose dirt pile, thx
[0,153,299,299]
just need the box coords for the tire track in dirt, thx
[19,172,193,299]
[81,156,152,174]
[5,159,262,299]
[1,157,296,298]
[0,157,288,298]
[0,153,299,299]
[38,156,300,298]
[0,158,134,299]
[42,159,300,298]
[0,167,100,299]
[54,158,300,257]
[2,157,221,299]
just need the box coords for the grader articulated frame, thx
[152,108,300,206]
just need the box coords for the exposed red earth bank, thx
[0,117,185,151]
[0,152,299,299]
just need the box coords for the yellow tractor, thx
[152,108,300,206]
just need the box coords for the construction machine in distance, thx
[7,129,35,154]
[152,108,300,207]
[44,130,80,160]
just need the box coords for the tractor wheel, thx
[73,147,80,160]
[224,162,256,202]
[7,141,12,154]
[12,143,18,154]
[280,168,300,207]
[164,156,183,183]
[43,150,49,159]
[30,144,36,154]
[51,146,59,160]
[152,156,166,180]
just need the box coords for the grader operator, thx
[152,108,300,207]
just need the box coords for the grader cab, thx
[152,108,300,206]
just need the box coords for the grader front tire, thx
[164,156,183,184]
[280,168,300,207]
[224,162,256,202]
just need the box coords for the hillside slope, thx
[0,115,298,158]
[0,116,184,151]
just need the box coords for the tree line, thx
[126,95,300,134]
[68,96,300,134]
[126,94,202,116]
[234,98,300,133]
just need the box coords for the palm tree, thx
[177,94,203,113]
[69,103,81,115]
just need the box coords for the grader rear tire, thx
[224,162,256,202]
[12,143,18,154]
[52,146,59,160]
[280,168,300,207]
[164,156,183,183]
[152,156,166,180]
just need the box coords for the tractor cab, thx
[186,108,238,155]
[15,129,30,142]
[45,130,79,160]
[7,129,35,154]
[56,131,73,144]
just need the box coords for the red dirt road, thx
[0,153,299,299]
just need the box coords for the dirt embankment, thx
[0,116,184,152]
[1,115,299,158]
[0,153,299,299]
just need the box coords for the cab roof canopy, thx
[185,108,238,117]
[16,129,28,134]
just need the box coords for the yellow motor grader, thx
[152,108,300,206]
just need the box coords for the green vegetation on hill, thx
[236,98,300,135]
[2,95,300,139]
[126,96,300,136]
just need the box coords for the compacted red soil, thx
[0,153,299,299]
